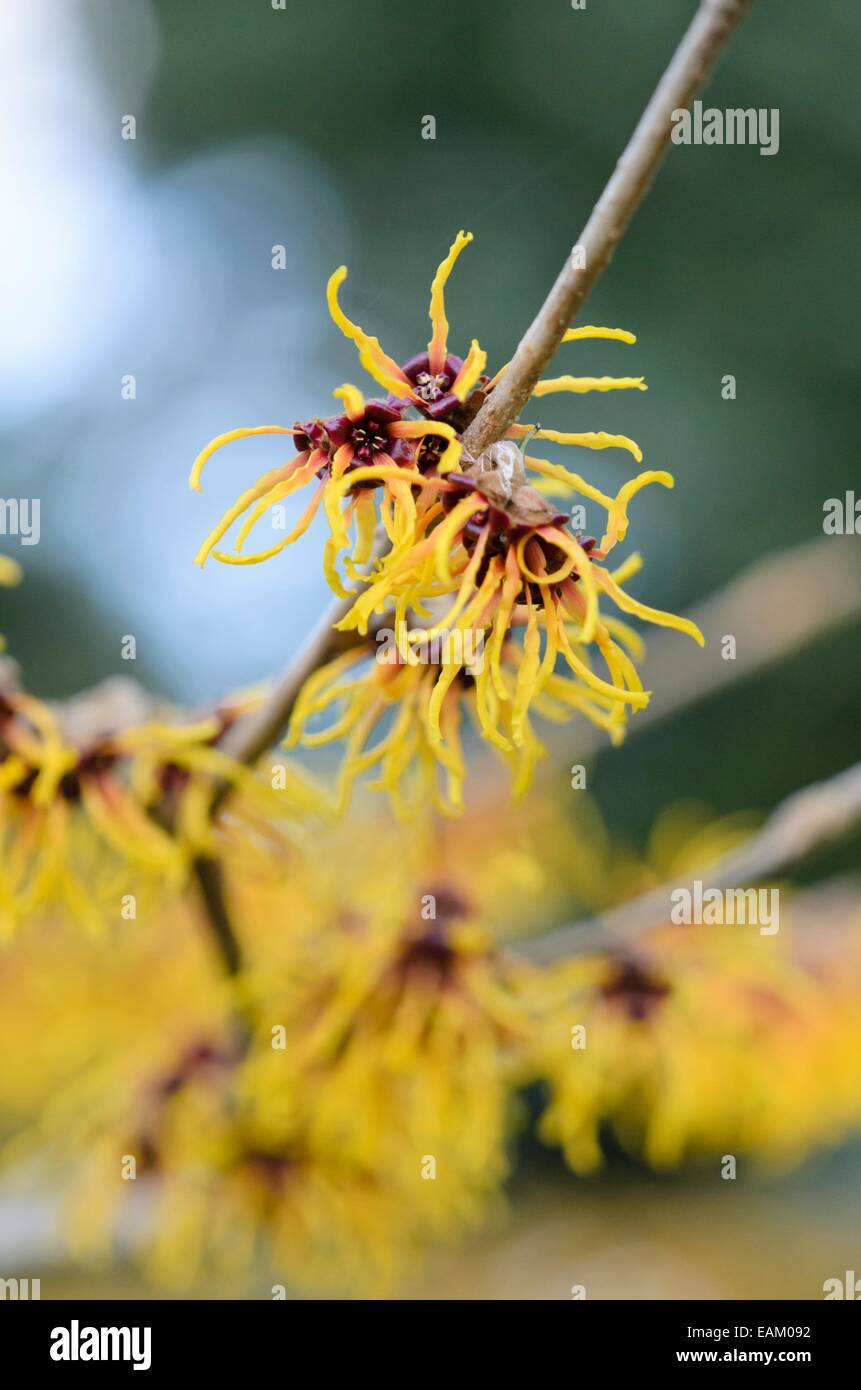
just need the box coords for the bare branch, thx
[460,0,753,458]
[519,759,861,964]
[210,601,358,812]
[191,855,244,976]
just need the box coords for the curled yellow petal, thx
[432,494,485,586]
[511,595,541,747]
[556,616,650,707]
[193,457,310,567]
[537,527,599,645]
[487,549,522,700]
[601,469,673,552]
[514,533,577,587]
[234,455,325,553]
[600,613,646,663]
[427,230,473,374]
[452,339,487,401]
[350,489,378,566]
[326,266,412,398]
[332,383,365,421]
[595,567,705,646]
[530,428,643,463]
[524,455,614,511]
[189,425,297,493]
[213,480,326,565]
[427,662,462,745]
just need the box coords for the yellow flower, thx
[239,853,553,1241]
[0,555,22,655]
[287,640,543,816]
[0,684,325,935]
[325,230,487,418]
[189,231,695,811]
[4,792,861,1295]
[58,1035,419,1296]
[291,477,701,810]
[535,912,861,1174]
[189,231,701,810]
[1,802,568,1294]
[187,235,481,576]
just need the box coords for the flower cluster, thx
[537,919,861,1175]
[4,798,861,1296]
[3,803,561,1292]
[192,233,703,813]
[0,674,324,936]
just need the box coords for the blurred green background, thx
[1,0,860,1297]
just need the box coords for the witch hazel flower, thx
[188,231,703,810]
[188,236,479,575]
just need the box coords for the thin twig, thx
[209,594,364,816]
[518,759,861,963]
[148,800,246,984]
[460,0,753,458]
[191,575,381,976]
[192,855,244,975]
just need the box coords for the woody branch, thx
[460,0,753,458]
[519,759,861,964]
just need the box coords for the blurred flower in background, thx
[3,793,861,1297]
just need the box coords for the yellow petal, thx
[189,425,296,493]
[530,428,642,463]
[332,383,365,421]
[561,326,637,344]
[595,567,705,646]
[532,375,647,397]
[427,230,473,374]
[452,339,487,401]
[601,469,673,552]
[212,480,325,564]
[326,266,412,398]
[524,455,614,510]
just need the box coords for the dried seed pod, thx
[507,483,560,529]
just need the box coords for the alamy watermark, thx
[671,101,779,157]
[376,622,484,672]
[0,498,40,546]
[50,1321,151,1370]
[670,880,780,935]
[1,1276,40,1299]
[823,491,860,535]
